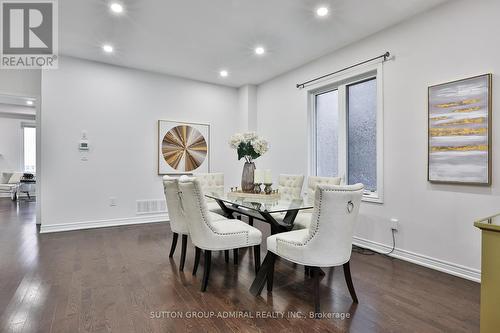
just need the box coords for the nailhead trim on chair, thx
[191,182,250,245]
[276,187,362,249]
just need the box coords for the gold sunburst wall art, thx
[158,120,210,175]
[428,74,492,185]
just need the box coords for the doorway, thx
[0,94,38,225]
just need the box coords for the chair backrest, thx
[278,174,304,201]
[306,176,341,204]
[306,183,364,266]
[177,176,220,248]
[194,173,224,199]
[162,176,189,235]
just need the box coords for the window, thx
[311,67,383,202]
[347,78,377,192]
[23,126,36,172]
[316,89,339,177]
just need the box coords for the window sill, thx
[362,193,383,204]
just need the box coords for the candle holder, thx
[253,183,262,194]
[264,183,273,195]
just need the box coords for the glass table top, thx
[474,212,500,232]
[205,193,313,214]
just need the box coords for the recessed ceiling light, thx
[254,46,265,55]
[316,6,329,17]
[26,100,34,106]
[219,70,229,78]
[110,2,124,14]
[102,44,114,53]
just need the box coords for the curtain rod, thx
[296,51,390,89]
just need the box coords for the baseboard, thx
[0,193,36,198]
[353,236,481,283]
[40,214,169,233]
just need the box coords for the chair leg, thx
[179,234,188,271]
[267,253,276,292]
[224,250,229,263]
[343,261,358,303]
[192,247,201,275]
[312,267,321,315]
[253,245,261,274]
[233,248,238,265]
[169,233,178,258]
[201,250,212,292]
[248,217,254,226]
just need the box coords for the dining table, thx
[205,192,315,296]
[205,192,313,234]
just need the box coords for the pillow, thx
[8,172,23,184]
[0,172,13,184]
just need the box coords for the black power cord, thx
[353,228,396,257]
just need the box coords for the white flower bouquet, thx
[229,132,269,162]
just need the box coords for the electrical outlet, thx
[109,197,117,207]
[390,218,399,231]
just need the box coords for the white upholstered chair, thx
[269,174,305,226]
[195,172,225,215]
[277,174,304,201]
[162,176,190,271]
[178,176,262,292]
[305,176,342,204]
[292,176,342,230]
[259,183,364,314]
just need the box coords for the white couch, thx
[0,172,23,200]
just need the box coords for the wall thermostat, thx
[79,131,89,151]
[79,140,89,151]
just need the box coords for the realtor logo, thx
[1,0,58,68]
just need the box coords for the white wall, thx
[0,70,41,97]
[238,85,258,131]
[256,0,500,280]
[40,57,241,231]
[0,115,25,172]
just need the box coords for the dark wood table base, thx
[213,198,298,234]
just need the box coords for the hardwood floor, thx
[0,198,479,332]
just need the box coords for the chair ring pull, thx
[347,200,354,213]
[177,191,185,212]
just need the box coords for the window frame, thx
[308,63,384,203]
[21,122,37,173]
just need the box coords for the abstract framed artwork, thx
[158,120,210,175]
[428,74,492,185]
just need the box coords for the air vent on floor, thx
[136,199,167,215]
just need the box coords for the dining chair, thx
[306,176,342,204]
[277,174,304,201]
[262,183,364,314]
[194,173,225,214]
[193,173,240,260]
[291,176,342,230]
[267,174,305,226]
[162,176,190,272]
[178,176,262,292]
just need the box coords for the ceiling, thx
[60,0,448,87]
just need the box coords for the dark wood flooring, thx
[0,198,480,332]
